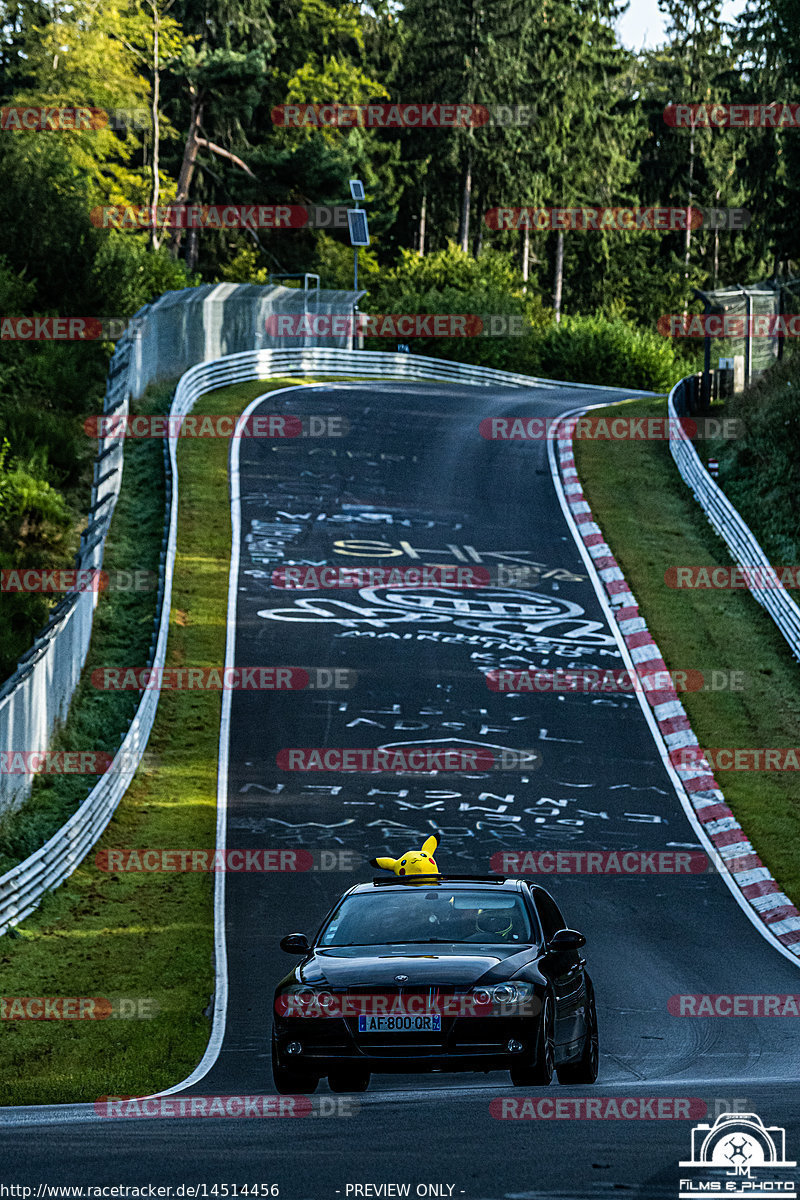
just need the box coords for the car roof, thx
[347,875,527,896]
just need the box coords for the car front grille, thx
[344,984,447,1048]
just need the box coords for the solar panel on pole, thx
[348,209,370,246]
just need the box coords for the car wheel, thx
[510,993,554,1087]
[556,980,599,1085]
[328,1065,371,1093]
[271,1028,319,1094]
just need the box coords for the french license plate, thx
[357,1014,442,1033]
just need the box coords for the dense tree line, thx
[0,0,798,674]
[1,0,797,317]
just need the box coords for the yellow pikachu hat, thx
[370,835,439,877]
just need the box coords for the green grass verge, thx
[0,375,319,1105]
[574,395,800,907]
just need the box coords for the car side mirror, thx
[279,933,311,954]
[546,928,586,953]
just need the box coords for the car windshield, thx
[317,888,533,947]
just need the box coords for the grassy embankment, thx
[575,393,800,906]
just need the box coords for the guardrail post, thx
[744,288,752,387]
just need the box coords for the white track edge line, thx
[152,383,331,1095]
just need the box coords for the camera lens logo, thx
[723,1137,752,1167]
[679,1112,796,1197]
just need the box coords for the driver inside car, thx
[422,898,520,942]
[463,907,518,942]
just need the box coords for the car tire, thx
[271,1028,319,1095]
[556,980,599,1085]
[328,1066,371,1093]
[510,993,554,1087]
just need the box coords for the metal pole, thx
[352,248,359,351]
[744,288,752,388]
[692,288,712,409]
[778,283,784,363]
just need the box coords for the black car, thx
[272,874,598,1093]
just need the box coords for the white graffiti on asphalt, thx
[256,587,617,651]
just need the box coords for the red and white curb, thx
[555,413,800,960]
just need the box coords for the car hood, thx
[298,944,537,988]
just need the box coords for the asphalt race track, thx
[2,380,799,1198]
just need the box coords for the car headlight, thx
[469,981,535,1007]
[275,985,341,1017]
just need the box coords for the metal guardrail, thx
[150,345,647,397]
[668,376,800,662]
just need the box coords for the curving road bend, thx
[2,380,799,1199]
